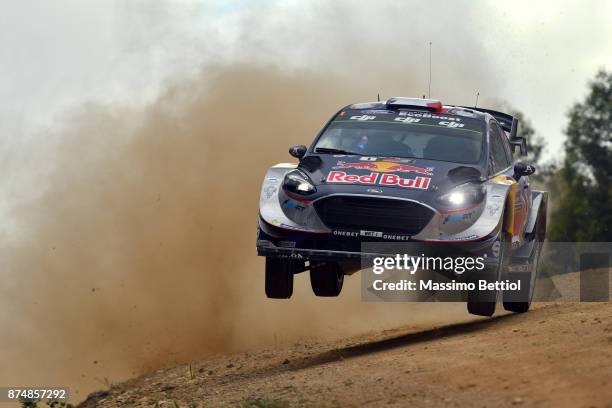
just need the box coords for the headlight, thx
[437,183,485,207]
[283,170,316,195]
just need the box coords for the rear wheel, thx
[503,204,546,313]
[310,261,344,297]
[265,257,297,299]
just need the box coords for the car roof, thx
[348,98,488,120]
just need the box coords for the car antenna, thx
[377,93,380,102]
[474,91,480,108]
[428,41,432,98]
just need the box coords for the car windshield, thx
[314,111,485,164]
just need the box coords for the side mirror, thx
[509,137,527,156]
[513,162,536,181]
[289,145,307,159]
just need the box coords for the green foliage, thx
[509,107,546,166]
[549,69,612,241]
[491,101,549,181]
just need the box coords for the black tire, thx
[310,261,344,297]
[265,257,296,299]
[502,265,534,313]
[467,218,508,317]
[503,204,546,313]
[467,301,497,317]
[503,301,530,313]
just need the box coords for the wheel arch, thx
[525,191,548,240]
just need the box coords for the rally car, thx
[257,97,547,316]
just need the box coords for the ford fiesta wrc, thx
[257,97,547,316]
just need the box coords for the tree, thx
[492,101,548,181]
[549,69,612,241]
[509,109,546,168]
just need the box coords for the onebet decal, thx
[326,171,431,190]
[332,229,412,241]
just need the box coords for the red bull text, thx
[326,171,431,190]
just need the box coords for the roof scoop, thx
[386,97,443,113]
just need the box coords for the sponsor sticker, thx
[398,112,462,121]
[442,211,473,224]
[349,115,376,121]
[442,234,479,241]
[379,173,431,189]
[332,230,412,241]
[326,171,431,190]
[333,161,433,175]
[359,156,416,163]
[282,198,306,211]
[491,240,501,258]
[363,109,395,114]
[333,230,360,238]
[486,202,501,216]
[394,117,421,123]
[263,185,277,199]
[360,230,383,238]
[382,233,411,241]
[438,121,465,128]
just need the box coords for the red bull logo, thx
[326,171,431,190]
[333,161,433,175]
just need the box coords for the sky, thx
[0,0,610,157]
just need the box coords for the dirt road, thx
[80,302,612,408]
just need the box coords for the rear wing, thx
[460,106,527,155]
[460,107,516,136]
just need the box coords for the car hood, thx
[299,154,483,204]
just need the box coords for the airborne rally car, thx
[257,98,547,316]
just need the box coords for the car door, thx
[490,121,531,247]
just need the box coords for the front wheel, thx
[467,224,508,317]
[467,300,497,317]
[310,261,344,297]
[265,257,297,299]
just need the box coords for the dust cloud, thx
[1,66,468,400]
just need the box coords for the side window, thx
[496,123,515,164]
[489,122,510,174]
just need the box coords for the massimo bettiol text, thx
[370,254,521,292]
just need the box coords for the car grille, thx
[314,196,434,235]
